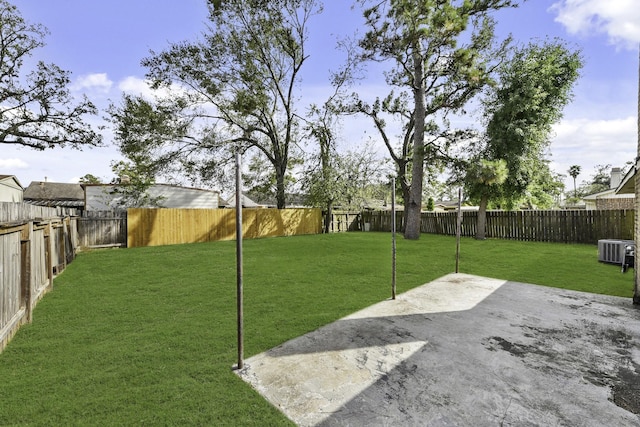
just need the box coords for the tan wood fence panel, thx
[127,208,322,248]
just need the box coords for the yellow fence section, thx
[127,208,323,248]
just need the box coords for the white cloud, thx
[117,76,190,101]
[118,76,152,97]
[70,73,113,94]
[550,116,636,185]
[551,0,640,47]
[0,158,29,169]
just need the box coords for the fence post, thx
[20,222,33,322]
[46,221,54,290]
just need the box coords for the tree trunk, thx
[476,195,489,240]
[398,172,410,232]
[324,200,333,234]
[275,161,286,209]
[404,47,426,240]
[634,46,640,305]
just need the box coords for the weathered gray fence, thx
[359,209,635,244]
[0,203,77,222]
[77,211,127,249]
[0,203,77,352]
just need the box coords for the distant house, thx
[84,184,220,211]
[23,181,85,209]
[431,200,479,212]
[583,167,634,210]
[0,175,24,202]
[616,162,637,195]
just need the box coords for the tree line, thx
[1,0,582,240]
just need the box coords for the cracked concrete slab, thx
[235,273,640,426]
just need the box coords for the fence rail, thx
[360,209,634,244]
[0,203,77,222]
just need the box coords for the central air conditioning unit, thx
[598,239,635,264]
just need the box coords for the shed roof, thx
[23,181,85,207]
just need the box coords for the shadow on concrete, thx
[237,274,640,426]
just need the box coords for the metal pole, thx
[235,151,244,369]
[391,178,397,300]
[634,45,640,305]
[455,187,463,273]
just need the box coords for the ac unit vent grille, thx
[598,239,634,264]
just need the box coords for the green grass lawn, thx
[0,233,634,425]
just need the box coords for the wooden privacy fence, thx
[360,209,635,244]
[77,211,127,249]
[127,208,323,247]
[1,208,77,352]
[328,211,364,232]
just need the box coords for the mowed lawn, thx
[0,233,634,425]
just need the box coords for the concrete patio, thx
[236,273,640,426]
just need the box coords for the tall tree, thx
[343,91,471,227]
[356,0,516,239]
[305,44,359,232]
[467,40,582,239]
[111,0,320,208]
[568,165,581,198]
[0,0,101,149]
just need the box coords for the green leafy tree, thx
[111,0,321,208]
[305,49,357,232]
[343,92,469,225]
[426,197,435,211]
[575,164,612,197]
[355,0,517,239]
[108,160,165,209]
[466,158,508,239]
[78,174,102,184]
[524,163,565,208]
[0,0,101,149]
[303,145,387,215]
[242,153,301,205]
[467,40,582,238]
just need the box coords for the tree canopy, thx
[110,0,321,208]
[354,0,517,239]
[0,0,101,150]
[465,40,582,238]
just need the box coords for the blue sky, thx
[2,0,639,195]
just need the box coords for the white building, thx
[0,175,24,202]
[84,184,220,211]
